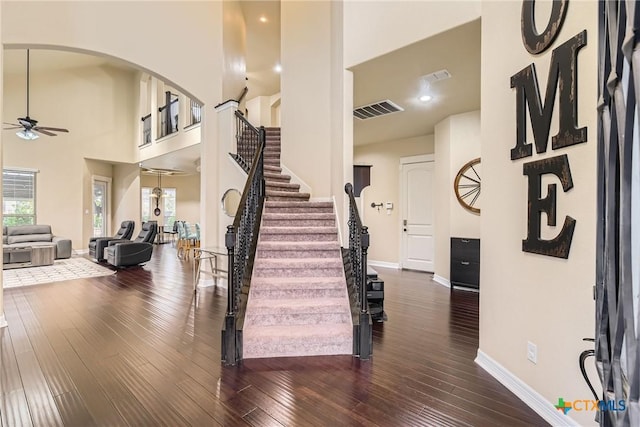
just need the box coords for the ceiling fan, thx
[3,49,70,140]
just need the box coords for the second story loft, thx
[138,74,202,149]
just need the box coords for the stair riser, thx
[265,186,300,193]
[264,167,282,173]
[242,338,352,359]
[250,288,346,299]
[264,176,290,183]
[262,219,336,227]
[267,196,311,202]
[260,233,338,242]
[265,179,294,185]
[254,267,343,277]
[246,312,351,326]
[257,249,340,258]
[264,153,280,159]
[264,207,334,214]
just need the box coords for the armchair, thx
[89,220,135,261]
[104,221,157,267]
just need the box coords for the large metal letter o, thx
[521,0,569,54]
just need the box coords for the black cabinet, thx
[367,267,385,322]
[450,238,480,290]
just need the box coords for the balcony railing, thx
[189,100,202,126]
[158,91,179,138]
[344,182,372,360]
[222,120,266,366]
[140,114,151,146]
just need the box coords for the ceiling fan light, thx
[16,129,39,140]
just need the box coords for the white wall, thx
[2,0,230,250]
[280,1,333,198]
[3,61,137,249]
[354,135,434,264]
[434,111,481,281]
[222,0,247,102]
[344,0,481,68]
[113,163,141,238]
[480,2,598,426]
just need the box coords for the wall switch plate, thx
[527,341,537,364]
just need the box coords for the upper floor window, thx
[3,169,36,226]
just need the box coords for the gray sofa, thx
[3,225,72,264]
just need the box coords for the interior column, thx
[0,15,6,328]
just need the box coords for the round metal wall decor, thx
[454,158,481,214]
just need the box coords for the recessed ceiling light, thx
[274,64,282,73]
[419,95,432,102]
[259,16,267,23]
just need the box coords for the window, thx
[141,187,176,227]
[3,169,36,226]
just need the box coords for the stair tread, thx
[255,258,343,267]
[244,323,352,338]
[265,201,332,207]
[258,241,339,249]
[266,190,310,197]
[265,182,300,190]
[247,298,349,309]
[263,213,334,219]
[260,226,338,234]
[264,172,290,179]
[250,280,346,290]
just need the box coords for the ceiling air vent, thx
[353,100,404,120]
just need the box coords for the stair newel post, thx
[223,224,237,365]
[360,226,369,315]
[359,226,372,360]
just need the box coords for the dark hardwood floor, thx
[0,245,547,426]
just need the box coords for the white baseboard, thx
[433,274,451,288]
[75,249,89,255]
[475,350,580,427]
[368,260,400,269]
[0,314,7,328]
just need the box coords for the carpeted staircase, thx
[242,127,353,359]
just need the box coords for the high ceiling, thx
[240,0,281,98]
[2,11,482,172]
[352,19,481,146]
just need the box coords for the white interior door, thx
[401,159,434,271]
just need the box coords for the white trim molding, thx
[433,274,451,288]
[368,260,400,269]
[475,350,580,427]
[75,249,89,255]
[281,163,312,195]
[399,153,434,165]
[0,314,7,328]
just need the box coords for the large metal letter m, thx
[510,31,588,160]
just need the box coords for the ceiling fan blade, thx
[33,128,57,137]
[3,122,21,127]
[35,126,69,133]
[3,126,22,130]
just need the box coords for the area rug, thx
[3,257,115,289]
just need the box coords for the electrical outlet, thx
[527,341,537,364]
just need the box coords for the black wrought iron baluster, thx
[344,183,372,359]
[223,121,266,365]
